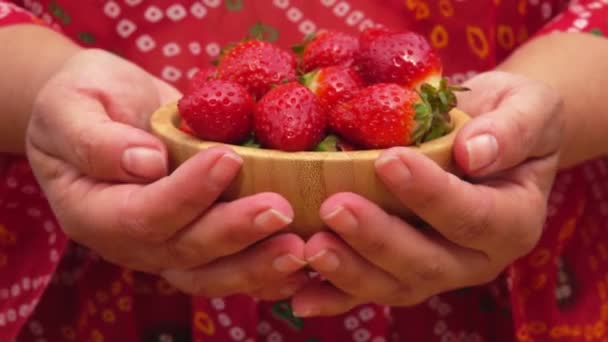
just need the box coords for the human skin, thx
[1,25,607,313]
[291,32,608,316]
[1,25,309,300]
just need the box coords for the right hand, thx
[26,49,308,300]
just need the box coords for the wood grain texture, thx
[150,102,470,237]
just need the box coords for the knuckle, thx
[385,285,427,307]
[163,240,201,269]
[117,191,168,243]
[221,226,262,250]
[73,124,98,175]
[501,191,545,257]
[412,257,445,282]
[449,219,488,245]
[471,269,501,286]
[503,105,533,154]
[176,191,222,218]
[229,269,260,294]
[410,188,445,213]
[359,234,390,256]
[448,191,493,244]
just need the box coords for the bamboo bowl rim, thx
[150,102,470,160]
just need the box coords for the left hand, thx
[291,71,564,317]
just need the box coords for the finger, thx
[375,147,544,255]
[161,192,294,269]
[291,281,360,317]
[455,71,517,117]
[153,76,182,106]
[454,72,563,175]
[303,232,404,301]
[28,50,173,182]
[28,89,168,182]
[250,272,311,301]
[121,146,247,242]
[34,146,244,245]
[162,234,307,298]
[320,192,492,289]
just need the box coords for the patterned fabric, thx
[0,0,607,341]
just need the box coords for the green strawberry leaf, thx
[242,134,261,148]
[291,33,316,55]
[298,70,319,87]
[412,77,468,144]
[314,135,339,151]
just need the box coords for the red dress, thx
[1,1,607,341]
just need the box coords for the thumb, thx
[453,75,563,176]
[28,87,169,183]
[153,76,183,105]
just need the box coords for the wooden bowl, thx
[150,102,470,237]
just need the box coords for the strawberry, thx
[301,66,365,112]
[217,40,297,100]
[330,80,461,149]
[254,82,326,152]
[356,30,442,90]
[187,66,217,93]
[178,79,254,144]
[359,26,394,45]
[294,30,359,73]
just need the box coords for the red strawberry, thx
[356,30,442,90]
[187,66,217,93]
[254,82,326,152]
[295,30,359,73]
[218,40,297,99]
[301,66,365,111]
[178,79,254,144]
[330,81,460,149]
[359,26,394,45]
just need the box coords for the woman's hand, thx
[292,71,563,316]
[26,49,308,301]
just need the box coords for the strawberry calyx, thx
[411,78,469,145]
[298,69,319,90]
[211,41,238,66]
[242,134,261,148]
[291,33,316,55]
[314,134,339,151]
[313,134,356,152]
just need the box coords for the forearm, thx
[0,24,81,154]
[497,32,608,169]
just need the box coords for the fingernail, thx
[273,254,306,273]
[208,153,243,184]
[122,147,167,179]
[307,250,340,273]
[255,209,293,231]
[375,154,412,183]
[322,206,358,234]
[293,306,317,318]
[466,134,498,171]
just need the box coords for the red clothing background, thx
[0,0,607,341]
